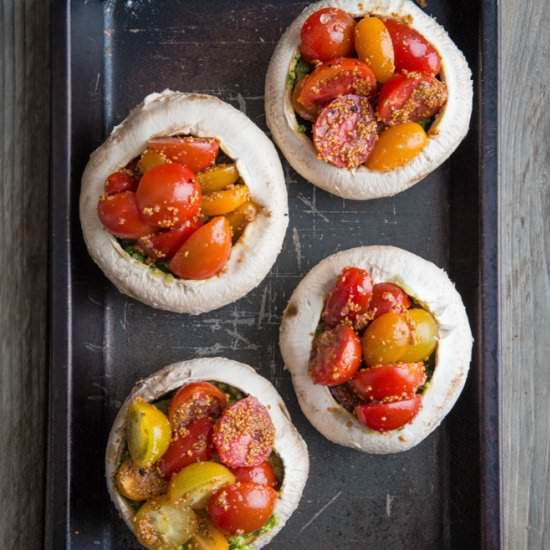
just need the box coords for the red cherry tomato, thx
[355,396,422,432]
[232,462,277,488]
[157,418,214,479]
[136,163,201,229]
[213,396,275,469]
[384,19,441,75]
[294,58,376,118]
[300,8,356,63]
[208,482,277,535]
[97,191,153,239]
[377,72,448,126]
[309,325,362,386]
[322,267,374,329]
[147,136,219,173]
[105,170,137,195]
[136,217,202,260]
[169,216,232,280]
[350,363,426,402]
[168,382,227,433]
[367,282,411,319]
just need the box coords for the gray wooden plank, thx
[500,0,550,548]
[0,0,50,548]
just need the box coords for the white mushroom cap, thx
[279,246,473,453]
[80,91,288,314]
[265,0,473,200]
[105,357,309,549]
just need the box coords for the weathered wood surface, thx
[0,0,50,549]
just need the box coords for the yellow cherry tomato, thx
[188,518,229,550]
[169,461,236,510]
[201,184,249,217]
[367,122,428,172]
[400,308,438,361]
[198,164,240,193]
[115,459,167,501]
[225,200,259,242]
[138,149,170,173]
[354,16,395,83]
[134,495,198,550]
[362,311,411,365]
[127,398,171,468]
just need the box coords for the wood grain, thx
[0,0,50,548]
[500,0,550,548]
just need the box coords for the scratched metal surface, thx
[63,0,483,548]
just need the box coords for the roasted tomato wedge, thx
[362,311,411,365]
[300,8,356,63]
[115,459,168,502]
[354,16,395,83]
[98,191,153,239]
[322,267,373,329]
[213,396,275,469]
[384,18,441,75]
[136,163,201,229]
[400,308,438,362]
[225,201,259,243]
[138,149,170,174]
[136,217,202,261]
[355,395,422,432]
[232,462,277,488]
[105,170,136,195]
[377,72,448,126]
[313,94,378,169]
[201,184,249,217]
[147,136,219,173]
[350,363,426,402]
[190,518,229,550]
[198,163,240,193]
[309,325,362,386]
[208,482,277,535]
[169,216,232,280]
[158,418,214,479]
[168,382,227,432]
[367,282,411,319]
[294,58,376,118]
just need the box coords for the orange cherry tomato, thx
[232,462,277,488]
[300,8,356,63]
[366,122,428,172]
[367,282,411,319]
[169,217,232,280]
[147,136,219,173]
[362,311,411,365]
[355,396,422,432]
[354,16,395,83]
[98,191,153,239]
[400,308,438,362]
[105,170,137,195]
[201,185,249,217]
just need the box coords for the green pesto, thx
[118,239,175,279]
[209,381,246,405]
[287,53,312,87]
[228,515,278,550]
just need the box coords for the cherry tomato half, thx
[294,58,376,119]
[322,267,373,329]
[158,418,214,480]
[147,136,219,173]
[350,363,426,402]
[232,462,277,488]
[208,482,277,535]
[354,16,395,83]
[169,216,232,280]
[105,170,137,195]
[115,459,168,502]
[367,282,411,319]
[309,324,362,386]
[300,8,356,63]
[136,163,201,229]
[213,396,275,469]
[98,191,153,239]
[355,395,422,432]
[400,308,438,362]
[168,382,227,433]
[384,18,441,75]
[362,311,410,365]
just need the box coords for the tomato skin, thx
[136,163,201,229]
[355,395,422,432]
[368,282,411,319]
[208,482,277,535]
[232,462,277,488]
[362,311,411,365]
[147,136,219,173]
[322,267,373,329]
[105,170,136,195]
[98,191,153,239]
[295,58,376,117]
[400,308,438,362]
[300,8,356,63]
[158,418,214,480]
[354,16,395,83]
[309,325,362,386]
[169,216,232,280]
[350,363,426,402]
[384,19,441,75]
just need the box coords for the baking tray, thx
[47,0,499,548]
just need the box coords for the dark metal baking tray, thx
[47,0,499,548]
